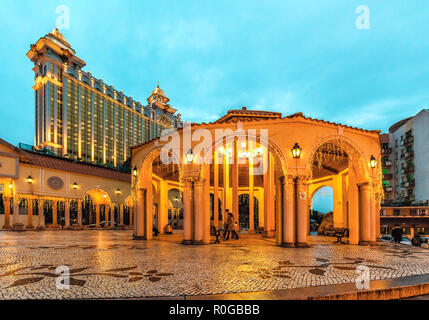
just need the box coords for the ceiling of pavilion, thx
[311,142,349,180]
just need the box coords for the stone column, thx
[193,179,204,244]
[232,138,239,222]
[213,150,219,229]
[3,197,11,229]
[77,200,82,225]
[370,197,378,242]
[134,189,145,239]
[52,201,58,227]
[281,176,295,247]
[248,150,255,234]
[38,199,45,228]
[182,179,193,244]
[296,176,309,247]
[359,183,372,245]
[65,200,70,227]
[95,204,100,227]
[348,171,360,245]
[130,207,133,227]
[263,150,275,237]
[203,165,211,244]
[223,145,230,221]
[105,205,110,228]
[13,198,19,225]
[144,183,153,240]
[119,204,124,225]
[26,198,34,229]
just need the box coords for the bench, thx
[333,228,349,244]
[211,225,221,244]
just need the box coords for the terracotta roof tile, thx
[19,150,130,183]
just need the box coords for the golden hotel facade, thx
[27,29,181,168]
[0,29,182,230]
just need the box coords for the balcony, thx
[382,148,392,155]
[384,186,393,192]
[405,151,414,159]
[404,166,414,174]
[401,180,414,188]
[382,174,393,180]
[382,160,392,167]
[405,195,415,202]
[405,136,414,145]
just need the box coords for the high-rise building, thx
[381,109,429,205]
[26,29,181,168]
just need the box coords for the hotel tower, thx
[26,29,181,168]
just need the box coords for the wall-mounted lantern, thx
[26,176,34,184]
[370,155,377,168]
[72,182,78,189]
[133,166,137,177]
[291,143,302,159]
[116,188,121,195]
[186,149,194,164]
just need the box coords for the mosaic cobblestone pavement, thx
[0,230,428,299]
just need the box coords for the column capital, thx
[296,175,309,184]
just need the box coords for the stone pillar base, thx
[71,224,83,230]
[182,240,193,245]
[118,224,127,230]
[133,235,146,240]
[262,231,275,238]
[12,223,25,232]
[36,226,46,230]
[192,240,205,245]
[279,242,295,248]
[295,242,310,248]
[25,225,35,230]
[2,225,12,230]
[247,229,256,235]
[359,241,377,246]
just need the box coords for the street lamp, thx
[186,149,194,164]
[370,155,377,168]
[291,143,302,159]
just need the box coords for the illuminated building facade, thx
[27,29,181,168]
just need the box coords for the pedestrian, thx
[223,209,231,239]
[412,233,422,247]
[392,225,403,244]
[225,211,235,240]
[231,218,239,240]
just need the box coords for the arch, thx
[200,131,289,177]
[306,134,369,183]
[83,187,112,205]
[135,145,183,190]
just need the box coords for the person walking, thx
[223,209,231,239]
[225,211,235,240]
[231,218,240,240]
[392,225,403,244]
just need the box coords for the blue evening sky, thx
[1,1,428,211]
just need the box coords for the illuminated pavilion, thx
[131,108,383,246]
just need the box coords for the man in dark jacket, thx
[392,225,403,244]
[223,209,231,240]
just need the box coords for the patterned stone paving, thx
[0,230,428,299]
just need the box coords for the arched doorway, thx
[308,137,376,245]
[238,194,259,230]
[310,186,333,236]
[83,188,112,228]
[168,188,183,229]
